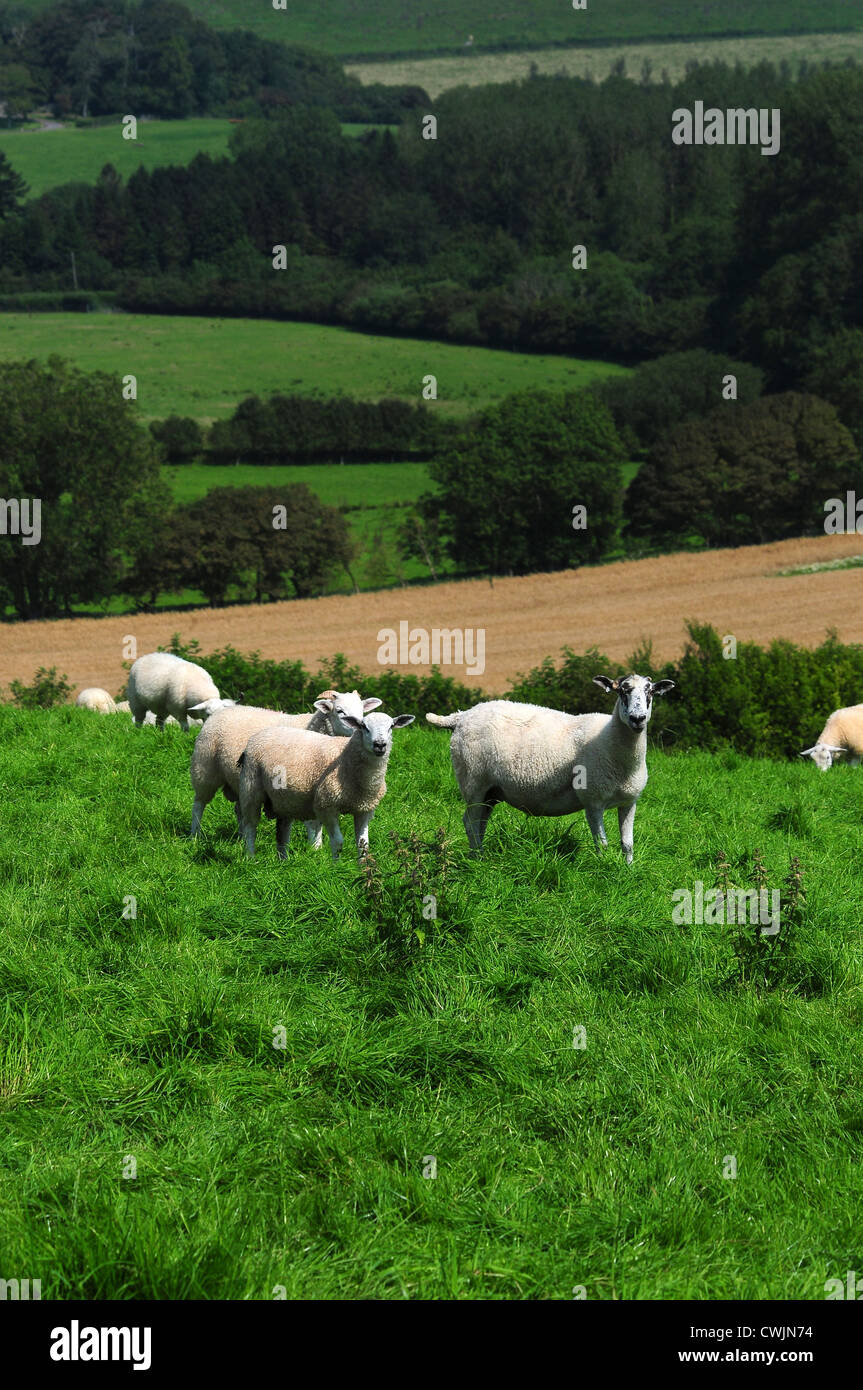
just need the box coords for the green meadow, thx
[0,705,860,1298]
[0,119,235,199]
[9,1,858,55]
[0,314,629,423]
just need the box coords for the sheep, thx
[799,703,863,770]
[426,673,675,864]
[126,652,235,730]
[238,710,415,863]
[189,690,382,842]
[75,688,117,713]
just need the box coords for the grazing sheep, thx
[189,690,382,841]
[127,652,235,730]
[799,704,863,770]
[426,673,675,863]
[238,711,414,863]
[75,688,117,714]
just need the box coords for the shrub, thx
[8,666,73,709]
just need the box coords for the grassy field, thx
[347,31,863,99]
[163,460,427,508]
[163,459,438,593]
[9,1,860,56]
[0,703,860,1298]
[0,119,234,200]
[0,315,629,423]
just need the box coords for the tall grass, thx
[0,705,860,1298]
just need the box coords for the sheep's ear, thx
[798,747,816,757]
[593,676,618,694]
[825,744,846,753]
[187,701,211,715]
[650,679,675,697]
[362,697,383,712]
[315,689,337,701]
[391,714,415,729]
[341,714,364,732]
[314,698,334,714]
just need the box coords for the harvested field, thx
[2,533,862,698]
[346,33,863,99]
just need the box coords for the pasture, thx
[0,704,860,1298]
[0,120,234,200]
[347,31,863,99]
[0,315,628,423]
[7,1,859,55]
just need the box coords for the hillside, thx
[0,119,234,199]
[8,0,860,56]
[3,534,862,699]
[348,30,863,98]
[0,315,628,423]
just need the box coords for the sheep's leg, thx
[585,804,607,850]
[276,818,293,861]
[618,803,636,865]
[234,803,243,833]
[322,815,344,861]
[354,811,373,863]
[463,798,494,854]
[304,820,323,849]
[241,799,262,857]
[190,795,211,837]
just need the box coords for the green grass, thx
[0,314,629,423]
[163,459,438,591]
[163,460,428,508]
[9,1,860,56]
[0,119,234,200]
[775,556,863,577]
[0,705,860,1298]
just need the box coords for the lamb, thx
[75,688,117,713]
[238,710,414,863]
[126,652,235,730]
[189,689,382,840]
[799,704,863,770]
[426,673,675,864]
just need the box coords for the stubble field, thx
[3,533,862,700]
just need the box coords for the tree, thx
[593,350,764,454]
[171,484,353,606]
[804,328,863,450]
[0,357,170,619]
[0,62,38,119]
[0,149,26,219]
[416,389,625,577]
[624,392,862,549]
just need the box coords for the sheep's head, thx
[314,689,382,736]
[593,673,675,733]
[340,711,415,757]
[187,697,237,720]
[799,742,844,771]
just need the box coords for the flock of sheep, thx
[75,651,863,864]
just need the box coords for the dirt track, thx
[2,533,862,698]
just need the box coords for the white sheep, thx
[126,652,235,730]
[799,704,863,770]
[238,710,414,863]
[189,690,382,841]
[75,688,117,713]
[426,673,675,863]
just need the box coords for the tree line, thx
[0,0,427,122]
[2,58,863,403]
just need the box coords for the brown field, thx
[346,33,863,99]
[2,534,862,700]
